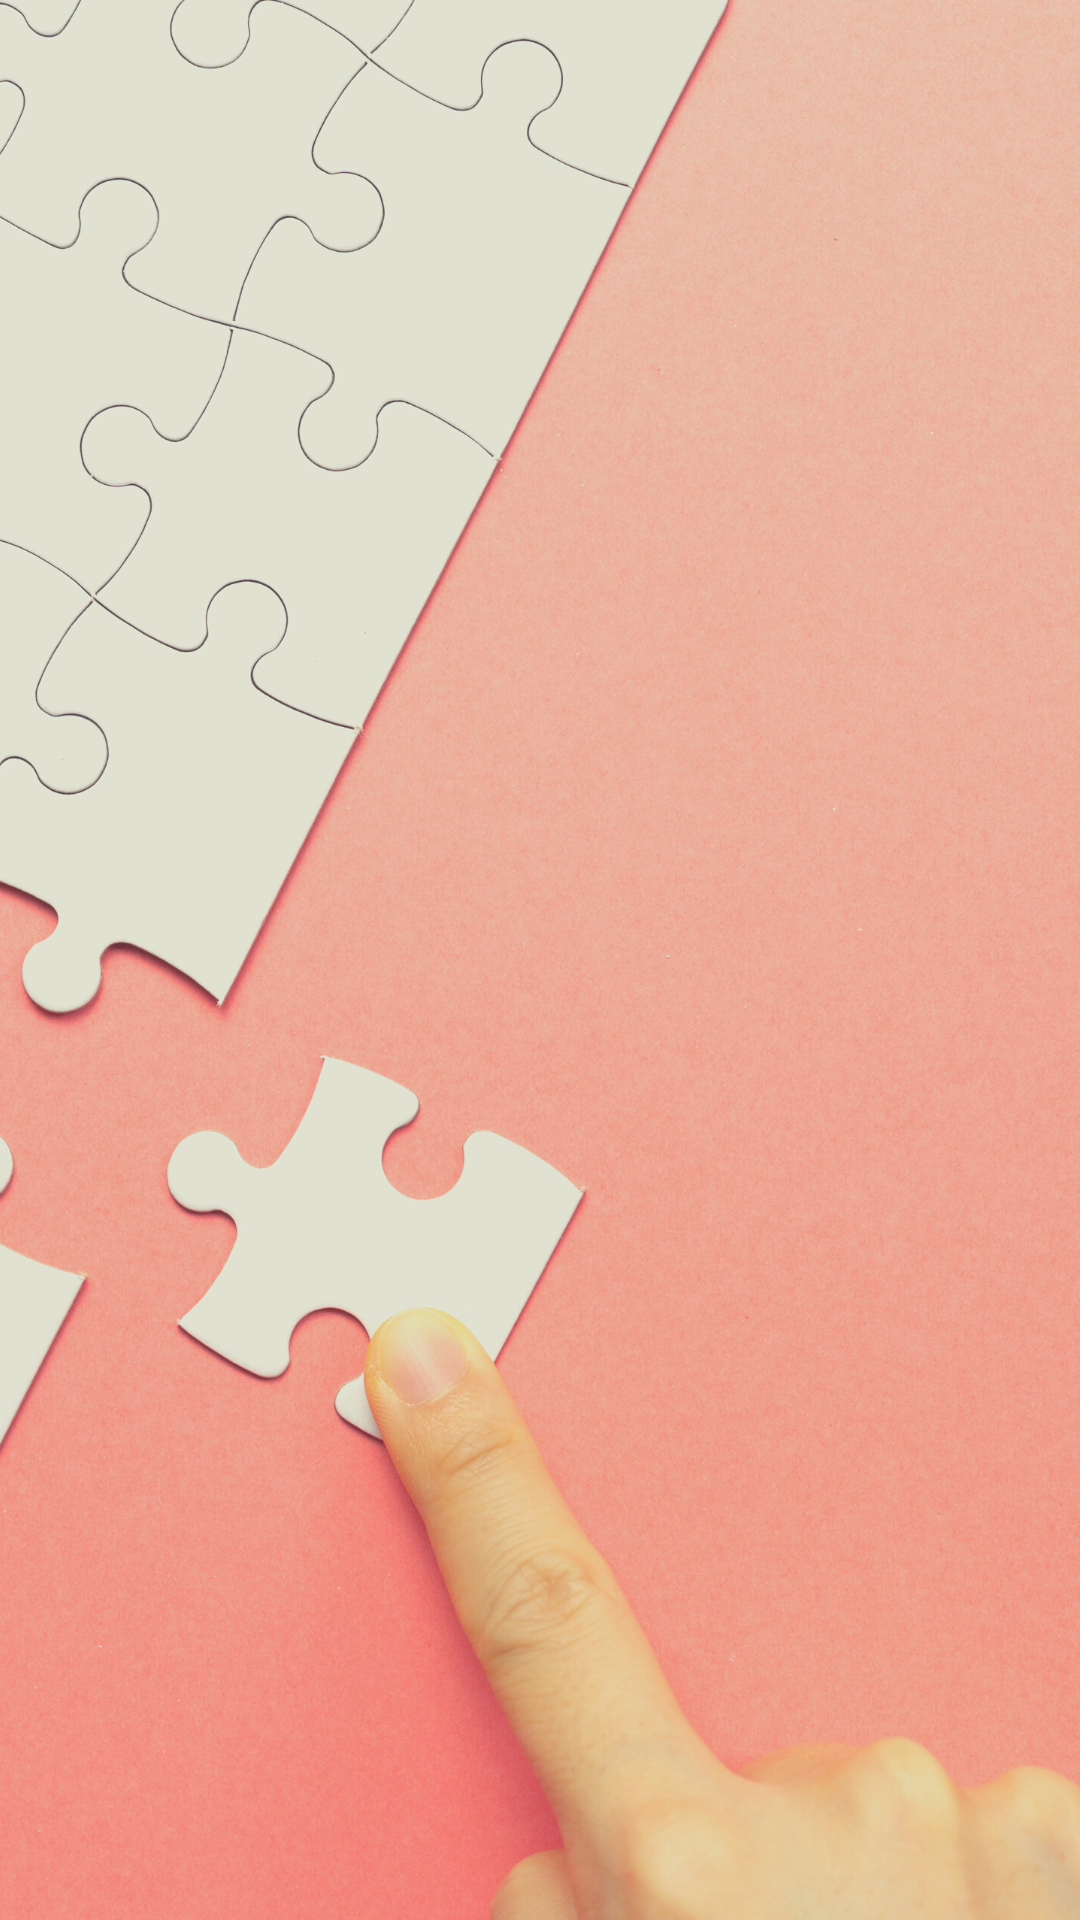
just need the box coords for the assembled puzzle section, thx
[0,1134,84,1447]
[0,586,352,1013]
[83,329,496,728]
[0,179,229,590]
[0,0,379,319]
[371,0,729,185]
[235,42,628,467]
[170,1057,583,1437]
[0,0,728,1006]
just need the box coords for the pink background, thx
[1,0,1078,1911]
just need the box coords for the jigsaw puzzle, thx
[0,179,229,591]
[0,1134,84,1447]
[82,328,495,727]
[170,1057,582,1437]
[1,0,725,1005]
[373,0,729,185]
[0,585,352,1012]
[171,0,410,70]
[0,541,105,791]
[0,0,379,319]
[235,41,628,468]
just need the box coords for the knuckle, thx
[490,1851,567,1920]
[985,1767,1080,1859]
[844,1738,958,1824]
[475,1546,619,1671]
[620,1802,736,1917]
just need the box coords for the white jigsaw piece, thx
[0,1134,84,1448]
[235,42,627,468]
[82,328,495,727]
[0,584,352,1012]
[171,0,410,70]
[0,0,380,319]
[372,0,730,185]
[0,541,105,791]
[169,1056,582,1437]
[0,179,229,591]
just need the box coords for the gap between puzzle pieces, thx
[0,1133,84,1448]
[169,1057,583,1439]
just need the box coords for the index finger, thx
[364,1310,725,1844]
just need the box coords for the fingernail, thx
[376,1311,468,1406]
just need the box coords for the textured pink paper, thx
[1,0,1078,1913]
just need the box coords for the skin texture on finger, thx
[491,1850,577,1920]
[740,1743,858,1784]
[364,1312,730,1855]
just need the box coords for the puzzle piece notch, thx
[170,1057,583,1438]
[0,542,107,791]
[0,1134,84,1447]
[237,42,627,470]
[1,582,352,1011]
[0,177,231,591]
[170,0,411,69]
[374,0,730,186]
[0,0,380,320]
[82,327,496,726]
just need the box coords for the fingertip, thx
[368,1308,470,1409]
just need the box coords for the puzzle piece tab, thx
[0,0,379,319]
[0,541,105,790]
[83,329,495,727]
[0,1134,84,1448]
[0,179,229,591]
[236,43,627,468]
[170,1057,582,1437]
[374,0,729,185]
[171,0,409,69]
[0,584,352,1011]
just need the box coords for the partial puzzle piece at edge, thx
[0,1133,84,1448]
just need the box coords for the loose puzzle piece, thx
[0,1134,84,1448]
[0,584,352,1011]
[373,0,730,185]
[171,0,410,70]
[170,1056,582,1437]
[0,179,229,591]
[83,328,495,727]
[0,0,380,320]
[235,42,628,467]
[0,541,105,790]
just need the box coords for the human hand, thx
[364,1310,1080,1918]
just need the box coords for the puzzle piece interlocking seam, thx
[169,1056,583,1437]
[0,178,231,592]
[0,540,107,792]
[235,42,629,470]
[370,0,731,187]
[0,0,381,320]
[170,0,411,71]
[0,583,353,1013]
[0,1133,84,1448]
[82,327,496,727]
[0,0,79,38]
